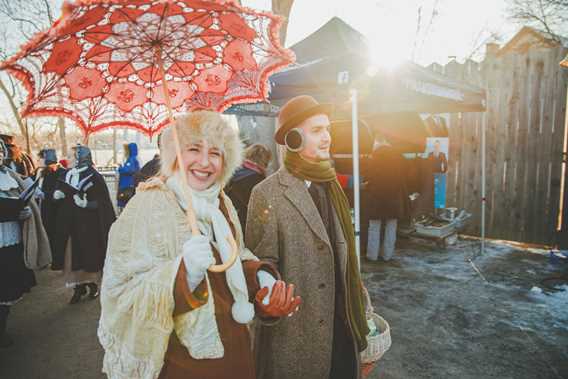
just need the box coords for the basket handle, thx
[362,285,374,318]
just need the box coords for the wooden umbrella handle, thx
[157,49,238,273]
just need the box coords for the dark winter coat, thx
[52,167,116,272]
[40,166,66,257]
[117,143,140,207]
[133,155,161,187]
[363,146,409,221]
[225,166,265,233]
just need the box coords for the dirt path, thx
[365,238,568,379]
[0,269,104,379]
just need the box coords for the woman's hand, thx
[182,236,215,291]
[255,280,302,319]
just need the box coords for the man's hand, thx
[255,280,302,319]
[53,190,65,200]
[73,193,88,208]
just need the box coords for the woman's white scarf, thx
[65,166,88,187]
[166,173,254,324]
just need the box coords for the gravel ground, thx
[0,270,104,379]
[365,238,568,379]
[1,237,567,379]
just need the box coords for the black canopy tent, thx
[268,55,485,115]
[263,17,487,258]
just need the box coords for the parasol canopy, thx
[0,0,294,137]
[1,0,295,273]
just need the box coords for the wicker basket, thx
[361,313,392,364]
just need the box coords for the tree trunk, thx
[0,78,26,138]
[57,116,68,157]
[271,0,295,45]
[23,118,31,153]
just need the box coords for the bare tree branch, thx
[42,0,54,24]
[507,0,568,40]
[0,0,67,150]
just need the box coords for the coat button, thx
[319,319,325,326]
[316,242,326,250]
[318,283,326,289]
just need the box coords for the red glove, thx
[255,280,302,319]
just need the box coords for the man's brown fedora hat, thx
[275,95,332,145]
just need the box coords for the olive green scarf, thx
[284,151,369,351]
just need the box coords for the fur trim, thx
[136,177,166,192]
[160,111,243,186]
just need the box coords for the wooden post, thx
[24,118,31,154]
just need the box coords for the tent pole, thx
[481,111,487,255]
[351,89,361,266]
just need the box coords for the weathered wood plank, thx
[526,50,545,242]
[438,45,566,244]
[550,47,568,242]
[494,53,514,240]
[512,53,531,242]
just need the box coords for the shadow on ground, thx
[365,238,568,379]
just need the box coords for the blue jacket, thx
[118,143,140,191]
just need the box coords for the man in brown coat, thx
[246,95,369,379]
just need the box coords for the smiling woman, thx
[181,140,224,191]
[98,111,302,379]
[159,112,242,187]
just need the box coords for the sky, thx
[242,0,517,66]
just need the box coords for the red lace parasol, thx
[1,0,295,272]
[1,0,294,137]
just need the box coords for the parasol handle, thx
[157,48,238,273]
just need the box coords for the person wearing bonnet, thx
[0,139,51,348]
[98,111,301,379]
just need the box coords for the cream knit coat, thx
[98,180,257,379]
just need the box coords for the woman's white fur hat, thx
[160,111,243,186]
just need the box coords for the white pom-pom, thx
[232,301,255,324]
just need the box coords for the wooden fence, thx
[438,46,568,244]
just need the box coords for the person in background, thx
[428,139,448,174]
[226,143,272,233]
[0,134,35,177]
[98,111,300,379]
[133,134,162,187]
[59,159,69,169]
[52,144,116,304]
[0,140,51,348]
[37,149,65,260]
[365,138,409,263]
[117,142,140,210]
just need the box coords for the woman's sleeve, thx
[172,261,209,317]
[98,191,181,377]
